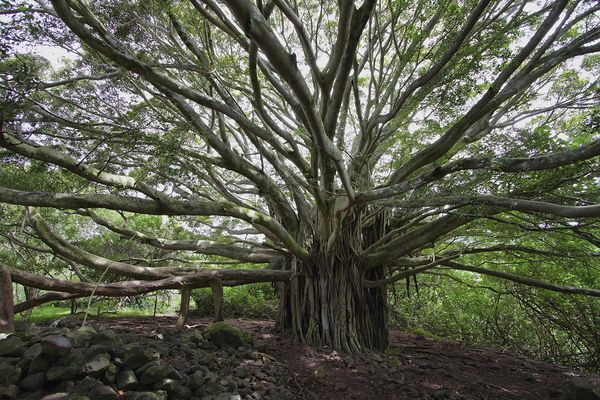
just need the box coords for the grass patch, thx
[15,304,71,324]
[15,305,156,325]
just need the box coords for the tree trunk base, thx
[277,254,389,353]
[0,264,14,333]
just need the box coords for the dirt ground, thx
[84,315,599,400]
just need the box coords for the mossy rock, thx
[203,322,251,348]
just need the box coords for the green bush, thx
[192,283,278,319]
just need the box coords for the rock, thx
[88,383,119,400]
[187,370,205,389]
[20,343,48,374]
[45,364,68,381]
[0,384,19,398]
[83,344,112,360]
[82,353,111,375]
[169,385,192,400]
[104,363,119,384]
[72,376,101,395]
[20,372,47,391]
[40,393,68,400]
[53,315,84,329]
[197,350,215,366]
[90,330,122,355]
[169,356,188,372]
[139,363,176,385]
[68,326,97,347]
[124,346,155,369]
[59,349,86,368]
[0,336,25,357]
[186,330,204,344]
[125,391,167,400]
[235,367,249,379]
[27,352,50,375]
[254,382,267,395]
[204,322,251,348]
[254,340,268,353]
[153,378,177,392]
[40,335,72,356]
[0,362,21,385]
[215,394,242,400]
[116,369,139,390]
[569,377,600,400]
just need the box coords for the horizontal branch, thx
[394,196,600,218]
[442,260,600,297]
[0,187,310,261]
[359,139,600,202]
[363,255,458,288]
[81,209,277,263]
[10,264,291,313]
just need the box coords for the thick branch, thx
[442,260,600,297]
[0,188,310,261]
[395,196,600,218]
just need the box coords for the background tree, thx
[0,0,599,352]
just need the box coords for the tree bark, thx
[0,263,14,333]
[211,280,224,322]
[277,213,389,352]
[176,287,191,330]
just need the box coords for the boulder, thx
[186,370,205,390]
[169,385,192,400]
[19,372,46,391]
[0,336,25,357]
[185,330,204,345]
[204,322,251,348]
[125,391,167,400]
[26,352,50,375]
[0,361,21,385]
[40,393,68,400]
[104,363,119,384]
[124,346,155,369]
[40,335,72,356]
[152,378,178,392]
[71,376,104,396]
[67,326,97,347]
[88,383,119,400]
[116,369,139,390]
[139,362,176,385]
[46,364,82,381]
[89,330,122,355]
[81,353,112,375]
[0,384,19,399]
[569,377,600,400]
[83,344,112,360]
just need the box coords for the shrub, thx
[192,283,277,319]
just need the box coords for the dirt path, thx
[84,316,599,399]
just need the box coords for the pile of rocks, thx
[0,321,297,400]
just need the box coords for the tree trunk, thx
[211,280,224,322]
[277,213,389,352]
[0,264,14,333]
[176,287,190,330]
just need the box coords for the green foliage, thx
[392,269,600,372]
[192,283,277,319]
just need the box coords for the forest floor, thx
[69,315,600,400]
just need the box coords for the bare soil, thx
[84,315,599,400]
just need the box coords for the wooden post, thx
[0,264,14,333]
[211,280,224,322]
[175,286,191,330]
